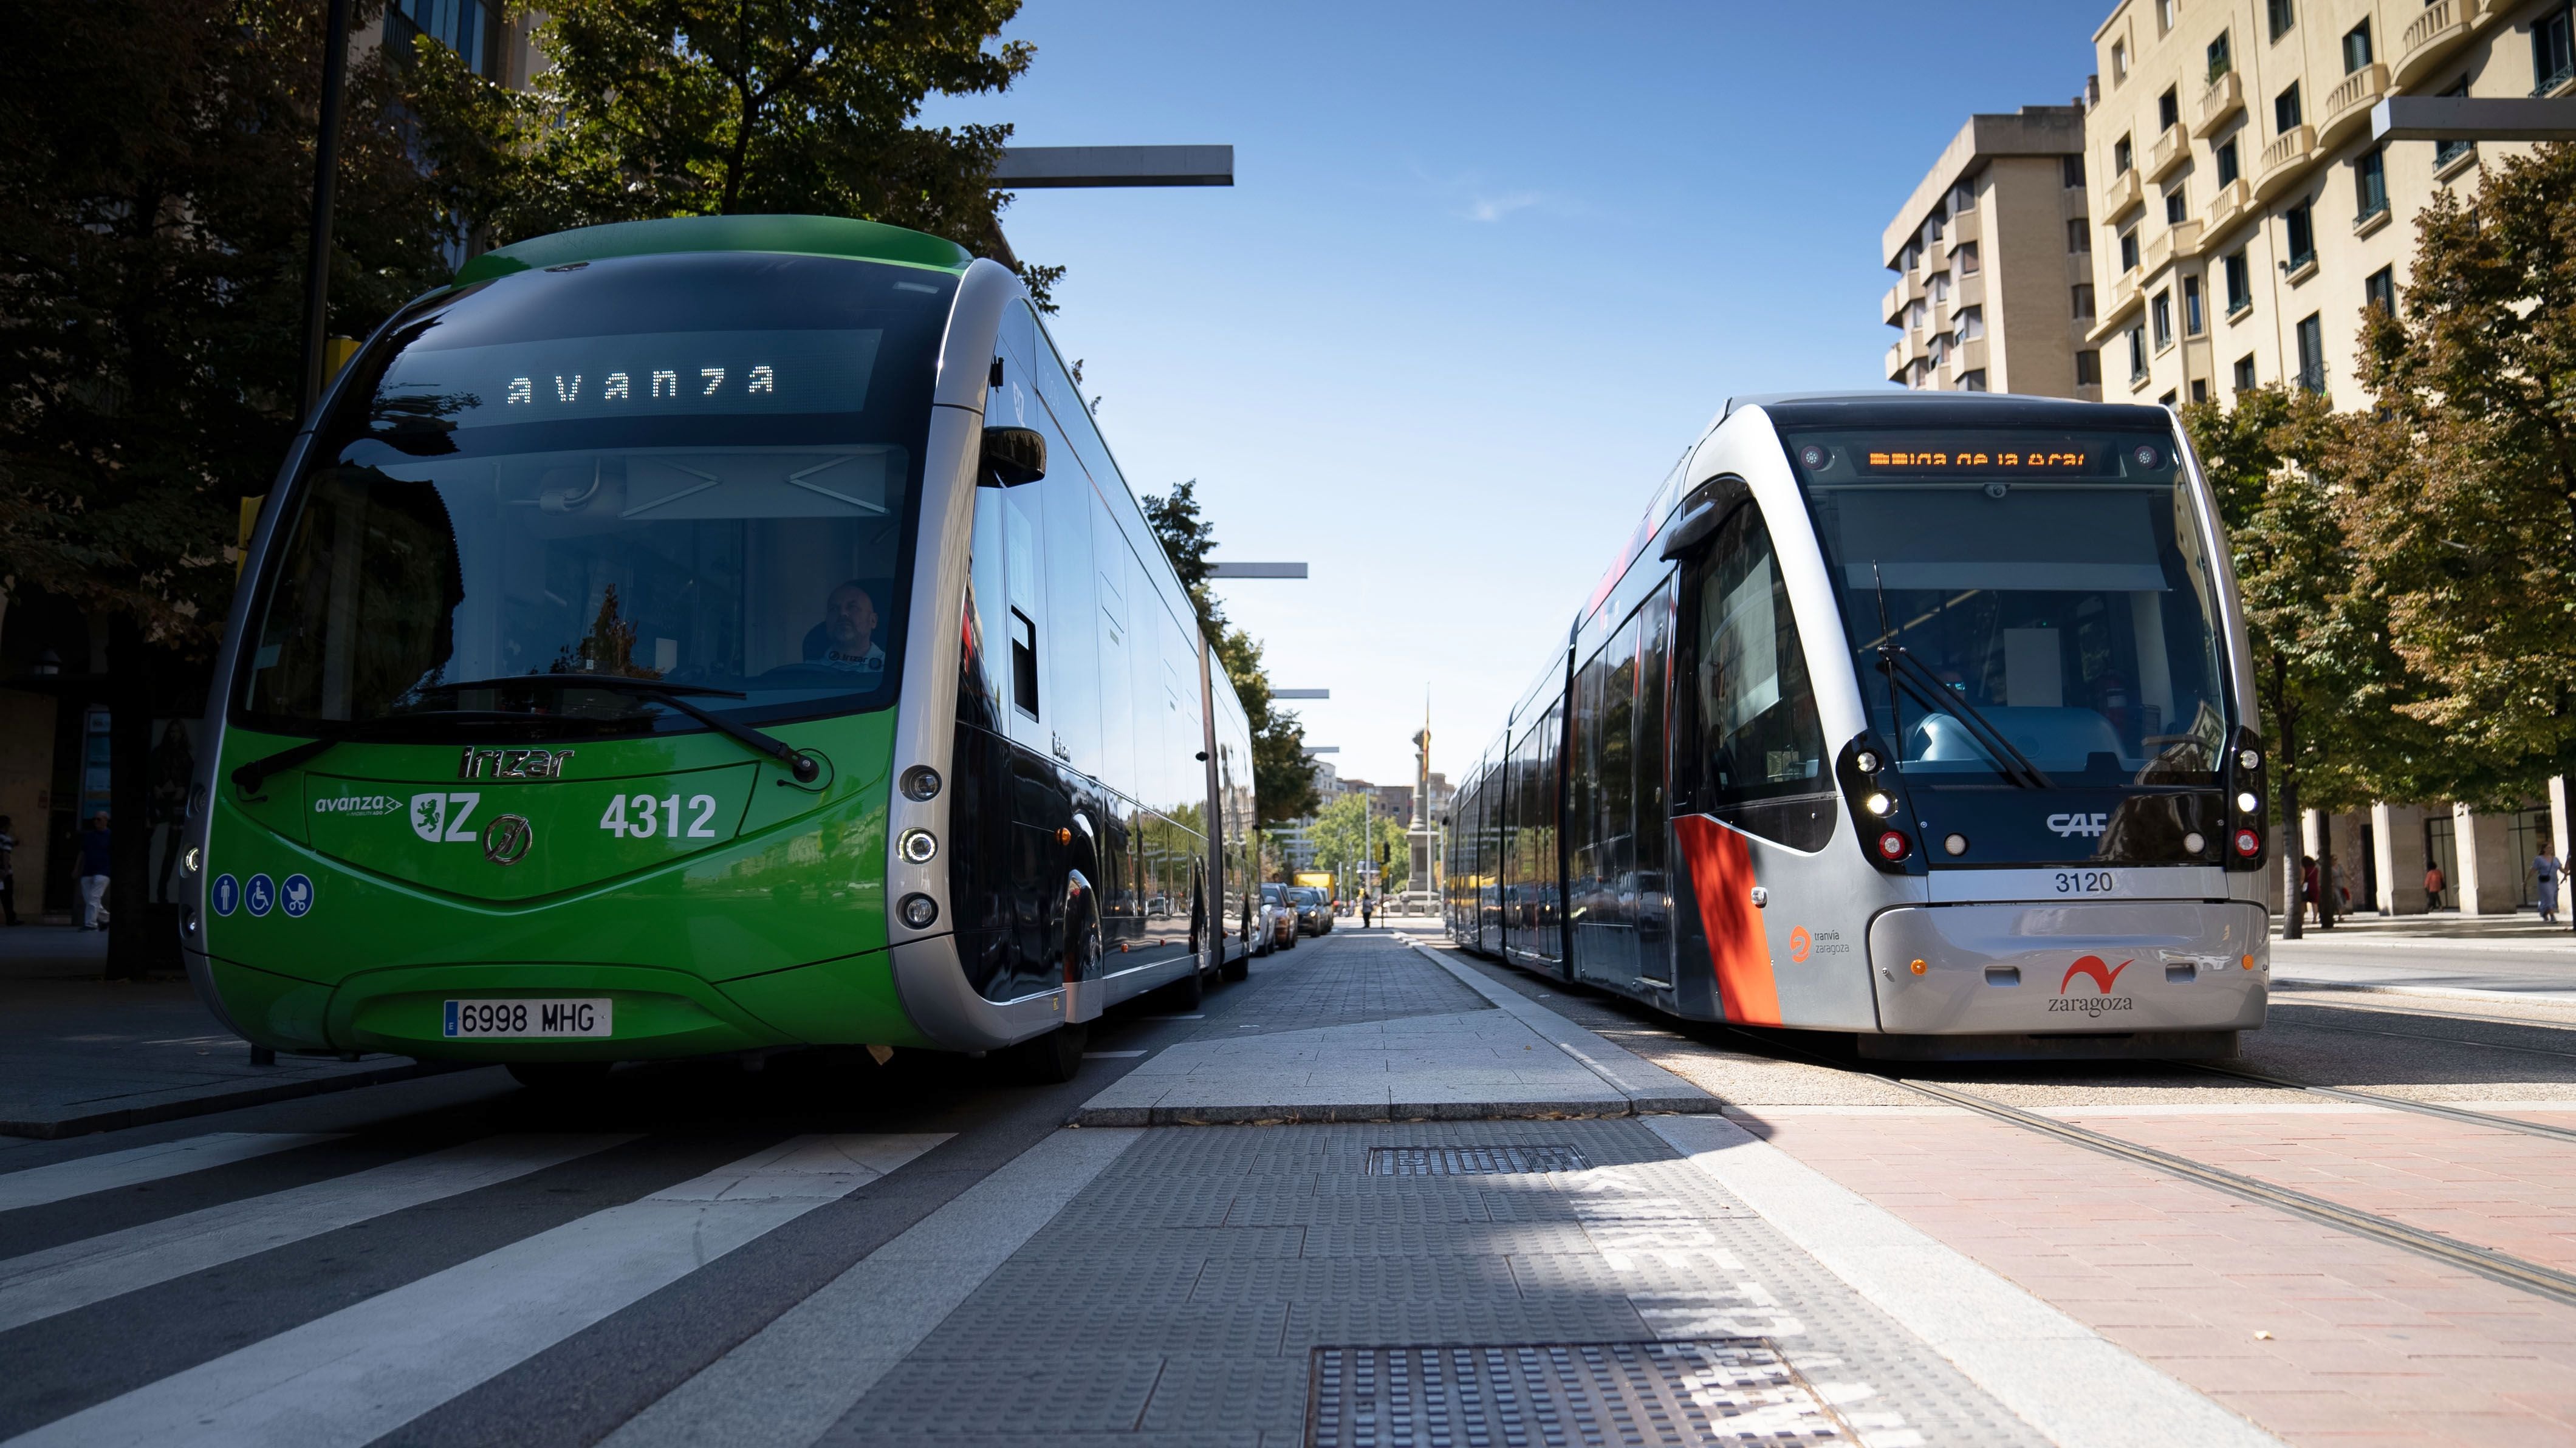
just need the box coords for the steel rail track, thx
[2175,1060,2576,1144]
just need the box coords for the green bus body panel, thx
[201,714,935,1057]
[452,216,975,288]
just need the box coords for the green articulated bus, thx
[181,215,1260,1087]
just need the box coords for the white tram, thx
[1442,394,2270,1059]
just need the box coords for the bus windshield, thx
[236,252,955,737]
[1785,426,2232,786]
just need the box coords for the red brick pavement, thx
[1746,1107,2576,1447]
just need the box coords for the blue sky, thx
[922,1,2103,788]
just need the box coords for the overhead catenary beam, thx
[1301,746,1340,756]
[990,145,1235,189]
[1272,689,1329,700]
[1205,562,1307,579]
[2371,95,2576,143]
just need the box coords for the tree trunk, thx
[103,618,154,979]
[2275,654,2303,941]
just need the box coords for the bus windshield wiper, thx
[428,674,822,783]
[1880,647,2054,790]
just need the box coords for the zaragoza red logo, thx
[2049,955,2134,1016]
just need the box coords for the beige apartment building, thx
[2083,0,2574,408]
[1880,106,2097,397]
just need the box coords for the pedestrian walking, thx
[2537,847,2563,924]
[1360,892,1373,929]
[2424,861,2446,912]
[0,814,18,926]
[2300,855,2320,924]
[77,812,110,931]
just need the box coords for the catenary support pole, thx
[298,0,354,421]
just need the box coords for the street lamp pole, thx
[298,0,354,422]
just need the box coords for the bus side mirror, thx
[981,426,1046,487]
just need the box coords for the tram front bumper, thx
[1866,900,2267,1043]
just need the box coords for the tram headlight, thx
[898,828,939,864]
[2235,791,2259,813]
[899,893,939,929]
[1863,791,1895,818]
[2238,748,2261,771]
[1854,751,1880,774]
[2183,832,2207,854]
[900,766,942,802]
[1875,829,1911,861]
[1942,833,1969,856]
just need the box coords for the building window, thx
[2064,153,2088,188]
[1909,299,1927,332]
[2115,134,2135,174]
[2158,0,2177,34]
[1927,211,1945,244]
[2355,146,2388,220]
[2191,378,2210,403]
[2159,87,2181,133]
[388,0,502,76]
[1954,306,1985,343]
[2166,188,2188,224]
[1953,176,1979,212]
[2275,83,2303,133]
[2224,249,2252,315]
[2113,38,2129,81]
[2184,275,2205,334]
[2233,354,2258,391]
[2536,5,2575,95]
[2152,290,2174,349]
[2128,326,2149,380]
[2067,217,2092,252]
[2120,228,2141,271]
[2077,350,2103,386]
[2365,265,2397,316]
[1931,271,1950,304]
[2342,19,2373,73]
[2295,312,2325,392]
[1956,241,1981,275]
[2160,389,2179,407]
[1959,370,1989,392]
[2216,137,2241,187]
[2284,202,2316,269]
[2267,0,2294,42]
[1903,242,1921,273]
[2208,31,2233,78]
[2436,78,2474,169]
[2072,283,2097,319]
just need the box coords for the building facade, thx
[1881,106,2097,397]
[2083,0,2574,407]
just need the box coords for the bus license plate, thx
[442,999,612,1039]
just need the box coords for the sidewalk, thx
[0,926,433,1140]
[1074,931,1711,1125]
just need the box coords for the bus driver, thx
[809,581,885,675]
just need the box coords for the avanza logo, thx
[2047,954,2135,1016]
[2047,811,2110,838]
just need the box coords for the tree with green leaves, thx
[408,0,1061,304]
[1143,480,1320,825]
[2181,386,2431,934]
[2345,141,2576,806]
[1306,789,1408,895]
[0,0,453,972]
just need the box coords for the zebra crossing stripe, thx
[0,1134,343,1215]
[0,1133,950,1448]
[0,1134,637,1335]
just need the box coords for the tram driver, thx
[804,581,886,675]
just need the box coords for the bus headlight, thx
[182,846,202,875]
[900,766,942,801]
[899,893,939,929]
[898,829,939,864]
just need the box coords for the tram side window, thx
[1694,504,1832,850]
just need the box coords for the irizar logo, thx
[411,792,482,844]
[2047,811,2111,838]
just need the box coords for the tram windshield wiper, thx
[1879,647,2054,790]
[425,674,822,784]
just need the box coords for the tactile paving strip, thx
[1366,1145,1592,1176]
[1306,1339,1852,1447]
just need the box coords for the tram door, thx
[1667,498,1872,1028]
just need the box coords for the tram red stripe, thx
[1674,816,1781,1026]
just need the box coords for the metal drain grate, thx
[1365,1145,1589,1176]
[1307,1340,1851,1447]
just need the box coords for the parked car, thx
[1258,883,1299,951]
[1288,886,1332,936]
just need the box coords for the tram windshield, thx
[1784,427,2232,786]
[236,252,954,736]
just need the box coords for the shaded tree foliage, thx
[408,0,1061,305]
[1143,480,1318,826]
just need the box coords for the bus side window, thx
[1004,490,1041,723]
[1694,504,1834,850]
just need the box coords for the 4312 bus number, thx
[600,793,721,839]
[2052,870,2118,895]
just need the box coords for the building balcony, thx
[2101,168,2143,220]
[2194,72,2244,138]
[1944,207,1982,251]
[2394,0,2473,90]
[2146,125,2191,183]
[2091,265,2146,339]
[2206,177,2256,237]
[1883,280,1906,325]
[1953,272,1987,310]
[1886,340,1906,383]
[1952,336,1989,378]
[2144,219,2202,275]
[2255,125,2317,202]
[2318,62,2388,151]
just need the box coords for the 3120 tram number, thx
[2052,870,2119,895]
